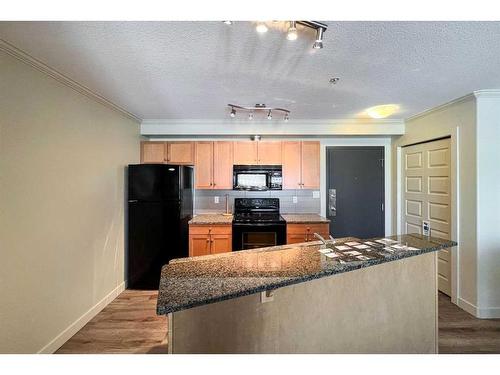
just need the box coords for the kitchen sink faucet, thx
[313,233,336,246]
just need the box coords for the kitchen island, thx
[157,234,456,354]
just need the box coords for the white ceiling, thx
[1,21,500,121]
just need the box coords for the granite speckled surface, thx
[157,234,457,315]
[282,214,330,223]
[188,214,233,225]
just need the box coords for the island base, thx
[167,252,438,354]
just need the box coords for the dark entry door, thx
[326,147,385,238]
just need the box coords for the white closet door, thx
[402,138,451,295]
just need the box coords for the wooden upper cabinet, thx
[282,141,302,189]
[301,141,320,189]
[194,142,213,189]
[233,141,258,165]
[213,141,234,189]
[167,142,194,165]
[141,142,166,163]
[258,141,282,165]
[141,141,194,164]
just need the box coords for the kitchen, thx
[1,10,500,364]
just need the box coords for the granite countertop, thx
[157,234,457,315]
[189,213,329,224]
[189,214,233,225]
[282,214,330,223]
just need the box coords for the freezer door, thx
[128,164,167,202]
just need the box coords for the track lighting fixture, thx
[287,21,298,41]
[312,27,324,49]
[248,21,327,49]
[256,22,268,33]
[227,104,290,122]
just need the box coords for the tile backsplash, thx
[194,189,321,214]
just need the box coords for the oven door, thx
[233,172,269,191]
[232,222,286,251]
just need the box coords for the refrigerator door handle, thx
[128,200,138,203]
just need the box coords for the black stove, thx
[232,198,286,250]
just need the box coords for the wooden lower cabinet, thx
[189,224,232,257]
[287,223,330,244]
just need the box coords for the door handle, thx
[328,188,337,217]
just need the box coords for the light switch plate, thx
[292,196,298,204]
[214,196,219,204]
[422,220,430,236]
[313,191,320,199]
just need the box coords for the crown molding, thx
[0,39,141,123]
[472,89,500,98]
[406,89,500,122]
[141,118,405,137]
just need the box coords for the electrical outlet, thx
[292,196,298,204]
[214,196,219,204]
[313,191,320,199]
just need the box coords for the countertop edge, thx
[157,239,457,315]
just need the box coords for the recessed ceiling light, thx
[223,21,233,25]
[256,23,268,33]
[366,104,399,119]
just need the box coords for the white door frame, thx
[396,129,460,305]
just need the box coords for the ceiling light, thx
[329,77,340,84]
[227,104,290,121]
[287,21,298,41]
[312,28,324,49]
[223,21,233,25]
[256,23,268,33]
[366,104,399,119]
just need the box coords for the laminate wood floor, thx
[56,290,500,354]
[438,292,500,353]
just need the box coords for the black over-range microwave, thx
[233,165,283,191]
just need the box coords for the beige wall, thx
[0,51,140,352]
[392,96,477,310]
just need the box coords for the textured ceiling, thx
[1,21,500,120]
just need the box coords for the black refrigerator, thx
[127,164,193,289]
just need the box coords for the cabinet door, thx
[195,142,213,189]
[258,141,282,165]
[141,142,166,163]
[282,141,302,189]
[167,142,194,165]
[287,234,308,244]
[213,141,233,189]
[301,141,320,189]
[189,234,211,257]
[210,234,232,254]
[233,141,258,165]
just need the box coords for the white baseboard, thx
[37,281,126,354]
[457,297,478,316]
[457,297,500,319]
